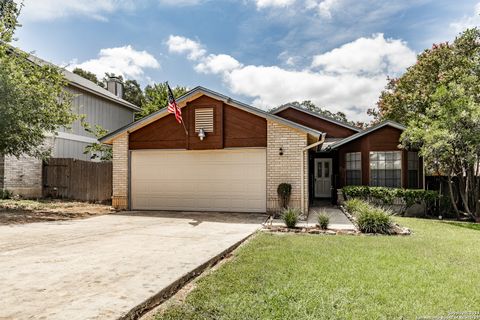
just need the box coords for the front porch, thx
[307,147,339,206]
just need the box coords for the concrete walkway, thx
[308,203,356,231]
[0,211,265,320]
[269,203,356,231]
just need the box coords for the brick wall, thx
[3,154,43,198]
[0,155,4,189]
[112,133,129,209]
[267,121,308,214]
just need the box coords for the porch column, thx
[266,121,308,215]
[112,133,129,210]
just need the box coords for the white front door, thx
[314,158,332,198]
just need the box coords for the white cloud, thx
[20,0,136,21]
[450,2,480,32]
[169,35,416,121]
[255,0,296,9]
[158,0,203,5]
[69,45,160,80]
[305,0,340,18]
[311,33,416,75]
[194,54,242,74]
[166,35,206,61]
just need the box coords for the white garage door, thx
[130,149,266,212]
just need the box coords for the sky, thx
[13,0,480,121]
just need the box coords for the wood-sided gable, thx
[129,95,267,150]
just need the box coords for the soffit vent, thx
[195,108,214,132]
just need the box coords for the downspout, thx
[301,133,326,214]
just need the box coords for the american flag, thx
[167,83,182,124]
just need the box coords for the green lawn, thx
[156,218,480,320]
[446,221,480,232]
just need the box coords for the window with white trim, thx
[408,151,419,189]
[370,151,402,188]
[195,108,214,133]
[345,152,361,185]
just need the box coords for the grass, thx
[156,218,480,320]
[445,221,480,231]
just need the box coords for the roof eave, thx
[271,104,362,132]
[326,121,406,150]
[100,86,324,144]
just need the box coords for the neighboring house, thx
[0,61,140,198]
[101,86,423,213]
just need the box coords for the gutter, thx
[300,133,326,214]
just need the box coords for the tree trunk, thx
[447,172,460,219]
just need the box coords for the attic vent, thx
[195,108,214,132]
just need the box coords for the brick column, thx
[112,134,129,210]
[267,121,308,215]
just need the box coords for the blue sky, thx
[14,0,480,121]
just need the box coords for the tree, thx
[275,100,363,129]
[123,79,144,107]
[0,1,75,158]
[72,67,104,88]
[80,116,112,161]
[375,28,480,219]
[137,82,187,120]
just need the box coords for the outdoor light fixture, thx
[279,147,284,156]
[198,128,206,141]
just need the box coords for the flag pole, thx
[181,118,188,136]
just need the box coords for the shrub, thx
[356,207,393,234]
[277,183,292,209]
[317,212,329,230]
[344,198,370,215]
[0,189,13,199]
[345,199,393,234]
[342,186,438,214]
[282,207,299,228]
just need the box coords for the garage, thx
[131,148,266,212]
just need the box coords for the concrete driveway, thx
[0,211,265,320]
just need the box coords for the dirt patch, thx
[0,199,115,225]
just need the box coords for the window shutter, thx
[195,108,214,132]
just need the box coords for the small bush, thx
[357,207,393,234]
[345,199,393,234]
[277,183,292,209]
[282,208,299,228]
[317,212,329,230]
[344,198,370,215]
[0,189,13,200]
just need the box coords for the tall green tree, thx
[0,0,75,158]
[123,79,144,107]
[72,67,104,88]
[137,82,187,120]
[374,28,480,219]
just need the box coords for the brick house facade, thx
[102,86,422,214]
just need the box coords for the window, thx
[346,152,361,185]
[370,151,402,188]
[408,151,419,189]
[195,108,214,132]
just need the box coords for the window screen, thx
[370,151,402,188]
[408,151,419,189]
[346,152,361,185]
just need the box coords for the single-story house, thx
[0,54,140,198]
[101,86,423,213]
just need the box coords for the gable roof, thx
[100,86,323,144]
[27,53,140,112]
[325,121,406,150]
[271,104,362,133]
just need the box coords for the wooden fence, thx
[43,158,112,202]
